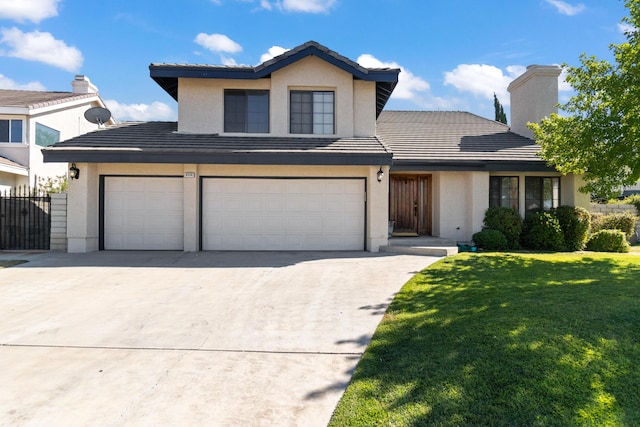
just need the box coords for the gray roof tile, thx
[377,111,548,169]
[42,121,392,166]
[0,89,98,109]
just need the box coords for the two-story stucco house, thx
[0,76,113,193]
[42,41,589,253]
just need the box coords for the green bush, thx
[483,207,522,250]
[586,230,630,253]
[521,212,565,251]
[591,212,637,239]
[472,229,508,251]
[553,205,591,251]
[620,194,640,214]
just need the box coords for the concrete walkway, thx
[0,251,440,426]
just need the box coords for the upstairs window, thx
[224,90,269,133]
[36,123,60,147]
[525,177,560,212]
[489,176,519,210]
[290,90,334,135]
[0,119,23,143]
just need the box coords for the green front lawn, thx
[330,252,640,426]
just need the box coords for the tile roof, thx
[42,121,392,166]
[0,89,99,109]
[376,111,553,171]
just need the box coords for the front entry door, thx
[389,175,431,235]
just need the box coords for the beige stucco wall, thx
[177,56,376,137]
[66,163,389,253]
[431,171,489,242]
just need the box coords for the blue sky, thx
[0,0,631,122]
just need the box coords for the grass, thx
[330,252,640,426]
[0,260,26,268]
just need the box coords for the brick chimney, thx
[71,75,99,94]
[507,65,562,139]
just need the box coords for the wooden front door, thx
[389,175,431,235]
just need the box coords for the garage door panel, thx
[104,177,184,250]
[202,178,364,251]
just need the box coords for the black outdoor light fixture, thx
[377,166,384,183]
[69,163,80,180]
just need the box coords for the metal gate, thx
[0,186,51,250]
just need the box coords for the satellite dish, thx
[84,107,112,126]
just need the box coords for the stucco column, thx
[468,172,489,239]
[367,165,389,252]
[183,164,199,251]
[67,162,99,253]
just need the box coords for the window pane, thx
[525,177,541,212]
[36,123,60,147]
[0,120,8,142]
[10,120,22,142]
[489,176,518,209]
[224,90,269,133]
[290,90,333,134]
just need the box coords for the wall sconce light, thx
[377,166,384,183]
[69,163,80,180]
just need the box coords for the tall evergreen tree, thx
[494,93,508,124]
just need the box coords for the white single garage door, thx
[104,177,184,250]
[202,178,365,251]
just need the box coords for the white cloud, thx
[259,45,289,63]
[259,0,335,13]
[357,54,430,101]
[0,28,83,72]
[194,33,242,53]
[0,0,60,23]
[443,64,526,105]
[0,74,46,91]
[544,0,585,16]
[104,100,176,122]
[618,22,637,34]
[280,0,336,13]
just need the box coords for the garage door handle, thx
[414,201,418,216]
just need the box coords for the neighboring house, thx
[0,76,114,193]
[42,41,589,253]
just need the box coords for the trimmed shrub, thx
[472,229,508,251]
[586,229,630,253]
[482,207,522,250]
[591,212,637,239]
[553,205,591,251]
[521,212,565,251]
[620,194,640,214]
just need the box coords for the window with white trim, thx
[0,119,23,143]
[290,90,334,135]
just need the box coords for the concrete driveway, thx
[0,251,439,426]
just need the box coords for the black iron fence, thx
[0,186,51,250]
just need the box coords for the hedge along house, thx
[42,42,589,253]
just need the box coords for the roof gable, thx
[150,41,399,117]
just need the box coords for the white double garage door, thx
[104,176,365,251]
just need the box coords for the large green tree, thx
[530,0,640,198]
